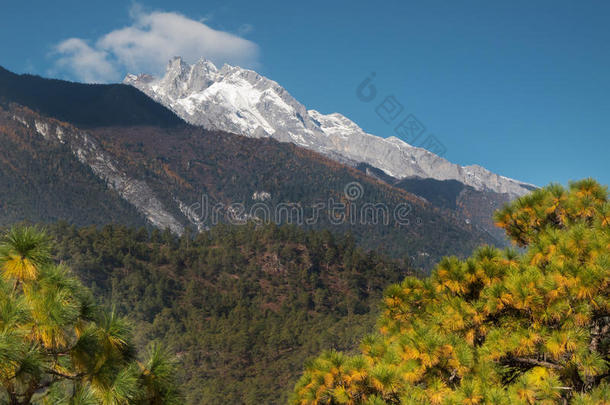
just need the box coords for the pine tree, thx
[0,226,182,405]
[292,179,609,404]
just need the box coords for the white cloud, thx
[54,38,119,83]
[52,6,259,83]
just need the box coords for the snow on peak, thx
[124,58,534,197]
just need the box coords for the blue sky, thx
[1,0,608,187]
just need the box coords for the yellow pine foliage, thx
[293,179,610,405]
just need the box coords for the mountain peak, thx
[194,57,219,73]
[125,58,534,197]
[167,56,187,70]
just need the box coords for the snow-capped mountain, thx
[124,57,534,198]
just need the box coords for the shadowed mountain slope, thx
[0,66,184,128]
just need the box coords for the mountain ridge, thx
[0,65,184,128]
[0,98,492,265]
[124,57,536,198]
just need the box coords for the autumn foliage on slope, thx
[292,179,609,404]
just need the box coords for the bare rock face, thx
[125,57,535,198]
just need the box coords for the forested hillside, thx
[0,107,147,227]
[89,123,492,263]
[356,163,527,243]
[48,222,414,404]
